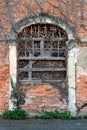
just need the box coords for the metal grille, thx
[17,24,68,83]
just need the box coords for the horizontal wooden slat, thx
[32,48,66,51]
[19,68,66,72]
[20,79,66,83]
[19,37,67,42]
[19,56,65,60]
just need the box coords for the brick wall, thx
[76,46,87,114]
[0,43,9,113]
[21,83,68,113]
[0,0,87,115]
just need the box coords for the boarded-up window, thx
[17,24,68,84]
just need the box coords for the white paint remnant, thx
[9,43,17,110]
[68,48,76,116]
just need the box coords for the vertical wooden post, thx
[40,40,44,56]
[28,53,32,81]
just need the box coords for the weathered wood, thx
[20,79,66,83]
[28,53,32,81]
[19,56,65,60]
[19,37,67,42]
[24,48,65,55]
[18,24,67,82]
[40,41,44,56]
[19,68,66,72]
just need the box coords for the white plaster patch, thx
[68,48,76,116]
[9,43,17,110]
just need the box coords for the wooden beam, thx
[28,53,32,81]
[19,68,66,72]
[20,79,66,83]
[40,40,44,56]
[19,37,67,42]
[19,56,65,60]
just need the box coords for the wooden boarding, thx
[17,24,68,83]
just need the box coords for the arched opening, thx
[17,23,68,86]
[9,14,77,115]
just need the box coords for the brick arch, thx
[10,13,75,42]
[9,13,77,116]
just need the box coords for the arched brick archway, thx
[9,13,77,116]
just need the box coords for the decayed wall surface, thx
[0,0,87,115]
[76,46,87,114]
[9,15,70,114]
[21,83,68,114]
[0,42,9,113]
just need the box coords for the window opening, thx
[17,24,68,84]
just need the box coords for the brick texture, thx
[21,83,68,113]
[0,0,87,114]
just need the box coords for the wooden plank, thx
[40,41,44,56]
[32,40,34,56]
[28,61,32,81]
[20,37,67,42]
[20,79,66,83]
[38,24,39,38]
[32,79,66,83]
[19,56,65,60]
[19,68,66,72]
